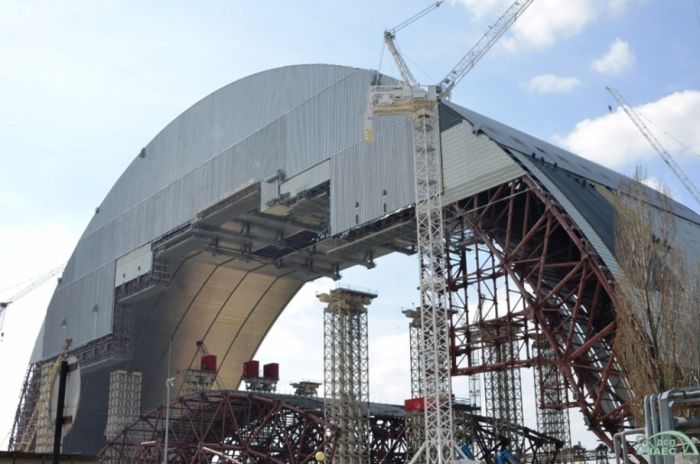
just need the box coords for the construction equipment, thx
[12,339,72,452]
[364,2,534,463]
[0,264,64,338]
[606,87,700,207]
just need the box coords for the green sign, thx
[635,431,700,457]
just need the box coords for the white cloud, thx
[592,39,635,76]
[451,0,641,51]
[642,176,672,196]
[558,90,700,169]
[527,74,581,94]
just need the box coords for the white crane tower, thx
[364,2,534,463]
[606,86,700,208]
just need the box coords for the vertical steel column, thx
[320,288,376,464]
[413,105,455,464]
[404,308,424,399]
[476,243,523,429]
[403,308,426,463]
[534,336,571,454]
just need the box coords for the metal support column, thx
[534,335,571,454]
[106,370,143,440]
[403,308,426,463]
[320,287,376,464]
[413,105,455,464]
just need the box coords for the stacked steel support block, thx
[180,369,217,396]
[534,335,571,455]
[105,370,142,440]
[320,287,376,464]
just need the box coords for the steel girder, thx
[445,175,632,446]
[101,391,338,464]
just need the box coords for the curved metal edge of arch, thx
[445,174,634,448]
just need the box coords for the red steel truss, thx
[101,391,338,464]
[445,175,632,446]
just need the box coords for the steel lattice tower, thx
[534,336,571,453]
[403,308,426,463]
[403,308,424,399]
[320,287,376,464]
[483,343,523,427]
[446,234,525,438]
[412,106,455,464]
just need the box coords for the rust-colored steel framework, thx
[101,392,338,464]
[445,175,632,446]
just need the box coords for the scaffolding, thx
[320,287,376,464]
[446,226,526,433]
[8,363,41,451]
[291,381,321,397]
[444,177,631,446]
[105,370,142,441]
[34,363,56,453]
[403,308,426,462]
[403,308,424,399]
[534,335,571,454]
[181,369,216,396]
[13,340,71,452]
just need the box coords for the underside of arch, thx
[445,175,632,447]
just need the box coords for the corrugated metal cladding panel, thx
[82,65,359,238]
[441,120,524,206]
[331,115,414,234]
[40,65,400,359]
[115,244,153,287]
[280,160,330,198]
[444,101,700,225]
[285,69,370,177]
[43,263,115,354]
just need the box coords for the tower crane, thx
[364,1,534,463]
[606,86,700,207]
[0,264,65,339]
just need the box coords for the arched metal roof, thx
[25,64,699,454]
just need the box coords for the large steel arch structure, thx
[12,64,700,455]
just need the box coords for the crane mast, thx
[607,87,700,206]
[365,2,534,463]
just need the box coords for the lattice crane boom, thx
[0,264,64,337]
[383,31,420,88]
[439,0,534,97]
[384,1,444,88]
[607,87,700,206]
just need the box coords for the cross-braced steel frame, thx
[101,391,338,464]
[533,335,571,453]
[369,409,561,464]
[402,308,426,461]
[412,106,455,464]
[321,288,375,464]
[452,408,563,464]
[445,175,632,447]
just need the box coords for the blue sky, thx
[1,0,699,450]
